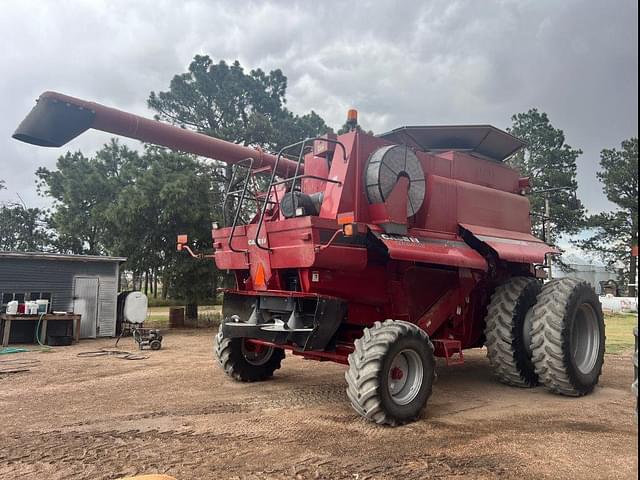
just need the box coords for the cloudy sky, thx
[0,0,637,214]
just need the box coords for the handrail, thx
[226,158,255,253]
[253,136,348,252]
[269,174,342,187]
[222,157,254,226]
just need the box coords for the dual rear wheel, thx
[484,276,605,396]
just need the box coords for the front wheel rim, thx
[387,349,424,405]
[571,303,601,375]
[241,340,274,366]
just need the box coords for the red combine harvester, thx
[14,92,605,425]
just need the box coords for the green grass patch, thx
[605,313,638,354]
[145,305,221,328]
[147,297,219,307]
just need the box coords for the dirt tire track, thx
[0,329,636,479]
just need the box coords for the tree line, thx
[1,55,637,304]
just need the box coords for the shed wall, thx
[0,258,119,337]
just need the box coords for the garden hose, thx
[77,349,148,360]
[0,347,29,355]
[35,313,52,352]
[0,314,51,354]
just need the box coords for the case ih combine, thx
[14,92,605,425]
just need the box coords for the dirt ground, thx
[0,329,637,480]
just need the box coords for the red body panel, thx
[208,128,553,358]
[461,223,559,264]
[373,231,487,271]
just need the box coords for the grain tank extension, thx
[14,92,605,425]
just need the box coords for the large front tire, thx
[530,278,605,396]
[484,276,541,387]
[345,320,435,426]
[214,330,285,382]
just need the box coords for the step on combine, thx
[14,92,605,425]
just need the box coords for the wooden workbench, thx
[0,313,81,347]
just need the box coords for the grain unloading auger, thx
[14,92,606,425]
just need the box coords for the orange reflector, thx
[337,212,355,225]
[255,263,266,287]
[177,234,188,244]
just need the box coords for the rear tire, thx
[214,330,285,382]
[530,278,605,396]
[345,320,435,426]
[484,276,541,387]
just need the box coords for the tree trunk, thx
[162,271,169,299]
[153,270,158,298]
[144,271,149,295]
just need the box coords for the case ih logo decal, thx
[380,233,421,243]
[376,232,469,249]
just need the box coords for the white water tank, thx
[123,291,148,324]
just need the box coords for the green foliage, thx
[0,202,51,251]
[148,55,330,153]
[0,178,51,251]
[36,139,222,302]
[507,109,585,241]
[35,140,139,254]
[336,123,373,135]
[105,147,221,302]
[576,138,638,293]
[597,138,638,212]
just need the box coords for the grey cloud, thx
[0,0,637,213]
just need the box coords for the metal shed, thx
[0,252,125,338]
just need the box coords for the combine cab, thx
[14,92,605,425]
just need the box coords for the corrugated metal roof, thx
[0,251,126,263]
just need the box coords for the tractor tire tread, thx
[484,276,541,387]
[345,320,434,426]
[530,277,604,396]
[214,330,284,382]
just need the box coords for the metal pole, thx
[545,194,553,279]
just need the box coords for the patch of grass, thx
[147,297,219,307]
[145,305,221,329]
[605,313,638,354]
